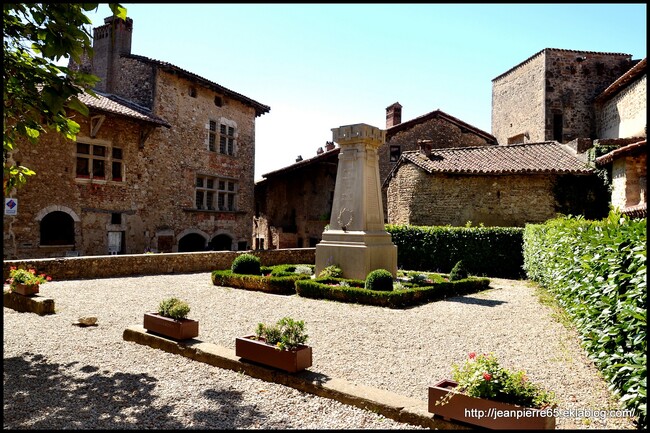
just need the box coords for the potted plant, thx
[5,266,52,296]
[143,297,199,340]
[235,317,312,373]
[428,352,557,430]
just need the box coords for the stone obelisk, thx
[315,123,397,280]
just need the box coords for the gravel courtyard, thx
[3,272,638,429]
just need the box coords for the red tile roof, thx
[595,139,647,165]
[384,141,593,186]
[79,90,171,127]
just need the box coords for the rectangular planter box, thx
[11,283,40,296]
[235,335,312,373]
[428,379,556,430]
[143,313,199,340]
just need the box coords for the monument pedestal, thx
[315,123,397,281]
[316,230,397,281]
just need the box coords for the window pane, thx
[220,136,226,153]
[196,191,204,209]
[76,157,89,176]
[112,147,123,159]
[196,177,204,187]
[228,126,234,136]
[227,181,234,191]
[206,178,214,189]
[77,143,90,154]
[93,145,106,157]
[209,120,217,131]
[218,181,225,190]
[218,194,225,210]
[112,162,123,181]
[220,124,226,134]
[206,192,214,210]
[93,159,105,178]
[227,194,234,210]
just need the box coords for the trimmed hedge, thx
[386,224,525,278]
[295,276,490,309]
[523,212,646,428]
[211,265,313,295]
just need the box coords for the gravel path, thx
[3,273,638,429]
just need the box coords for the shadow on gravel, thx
[2,352,293,429]
[443,296,507,307]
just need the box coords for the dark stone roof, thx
[124,54,271,117]
[384,141,593,187]
[595,139,647,165]
[79,90,171,127]
[260,146,340,179]
[386,108,497,144]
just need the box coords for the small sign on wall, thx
[5,198,18,215]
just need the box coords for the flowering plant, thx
[7,267,52,286]
[445,352,557,409]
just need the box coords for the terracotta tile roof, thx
[386,109,497,144]
[621,203,647,219]
[595,139,647,165]
[596,58,647,102]
[384,141,593,186]
[79,90,171,127]
[124,54,271,117]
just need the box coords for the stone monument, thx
[315,123,397,280]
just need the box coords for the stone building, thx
[594,58,647,218]
[254,142,339,249]
[491,48,635,145]
[3,16,270,259]
[384,141,608,227]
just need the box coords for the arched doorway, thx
[209,234,232,251]
[40,211,75,245]
[178,233,207,252]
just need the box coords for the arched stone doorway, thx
[40,211,75,246]
[208,234,232,251]
[178,233,207,252]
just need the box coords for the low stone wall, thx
[3,249,316,282]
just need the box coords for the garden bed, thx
[211,264,314,295]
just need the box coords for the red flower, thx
[46,276,52,282]
[483,372,492,381]
[469,352,476,359]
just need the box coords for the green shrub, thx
[449,260,468,281]
[231,253,261,275]
[293,265,313,276]
[365,269,394,291]
[523,211,646,428]
[157,297,190,320]
[254,317,308,351]
[318,264,342,278]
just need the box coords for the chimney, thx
[296,155,303,162]
[386,102,402,128]
[418,139,433,157]
[92,16,134,92]
[325,141,335,151]
[316,147,324,155]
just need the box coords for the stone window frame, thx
[389,145,401,162]
[75,138,124,183]
[195,174,238,211]
[206,118,238,156]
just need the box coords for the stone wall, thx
[387,165,560,227]
[492,49,633,145]
[597,74,647,139]
[3,249,315,282]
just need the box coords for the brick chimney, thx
[386,102,402,128]
[418,139,433,157]
[325,141,335,151]
[92,16,134,92]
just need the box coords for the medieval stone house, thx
[254,142,339,249]
[3,16,270,259]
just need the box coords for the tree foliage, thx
[3,3,126,194]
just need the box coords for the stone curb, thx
[123,325,469,430]
[3,291,56,315]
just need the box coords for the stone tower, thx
[91,16,134,93]
[315,123,397,280]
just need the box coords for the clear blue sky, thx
[82,3,647,180]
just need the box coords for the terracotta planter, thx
[143,312,199,340]
[235,335,312,373]
[11,283,40,296]
[428,379,556,430]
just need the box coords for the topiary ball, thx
[365,268,394,291]
[231,253,261,275]
[449,259,469,281]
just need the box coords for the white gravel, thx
[3,273,638,429]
